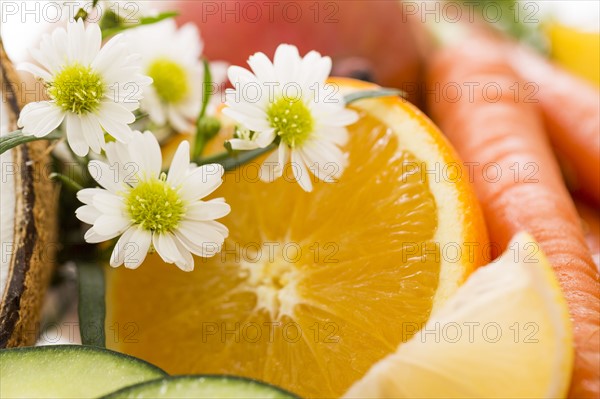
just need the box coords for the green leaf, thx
[0,130,62,155]
[197,143,277,171]
[102,11,179,38]
[77,263,106,348]
[452,0,547,53]
[199,58,212,121]
[135,113,149,122]
[192,59,218,158]
[193,117,221,159]
[75,8,88,21]
[343,88,406,105]
[49,172,84,192]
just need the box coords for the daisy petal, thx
[180,164,224,201]
[79,114,104,154]
[167,141,190,186]
[91,190,124,216]
[100,101,136,124]
[85,228,118,244]
[254,128,277,148]
[319,107,359,127]
[221,107,271,132]
[75,205,101,225]
[167,105,194,132]
[140,88,166,125]
[82,22,102,64]
[299,51,331,87]
[17,62,52,81]
[65,113,89,156]
[260,146,283,183]
[153,232,180,264]
[110,226,136,267]
[184,200,231,221]
[291,149,313,192]
[199,220,229,239]
[92,34,126,75]
[87,160,123,193]
[93,214,131,236]
[67,19,85,61]
[300,138,347,181]
[123,227,152,269]
[248,51,275,82]
[273,44,300,84]
[227,138,260,151]
[172,237,195,271]
[128,131,162,178]
[77,188,107,205]
[18,102,65,138]
[98,103,135,143]
[227,65,260,86]
[173,222,224,258]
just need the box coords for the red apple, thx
[174,0,423,104]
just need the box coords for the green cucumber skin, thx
[101,375,302,399]
[2,346,300,398]
[0,345,166,373]
[0,345,166,399]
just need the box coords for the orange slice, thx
[105,78,488,397]
[344,233,573,398]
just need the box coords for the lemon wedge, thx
[344,232,573,398]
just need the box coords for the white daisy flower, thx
[17,19,151,157]
[124,20,227,133]
[223,43,359,192]
[75,130,230,271]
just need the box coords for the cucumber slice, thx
[0,345,166,399]
[102,375,300,399]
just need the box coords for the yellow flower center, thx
[48,63,104,114]
[147,58,189,103]
[267,97,314,148]
[126,177,185,233]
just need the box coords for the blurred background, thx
[2,1,599,88]
[1,0,599,345]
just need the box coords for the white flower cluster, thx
[18,19,221,156]
[17,15,359,270]
[77,131,229,271]
[224,44,358,192]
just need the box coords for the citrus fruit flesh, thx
[344,232,574,398]
[106,79,487,398]
[546,22,600,87]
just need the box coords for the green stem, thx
[77,263,106,348]
[343,88,406,105]
[0,130,62,155]
[196,143,277,171]
[198,59,212,122]
[192,59,216,159]
[50,172,84,192]
[135,113,148,122]
[196,151,231,165]
[101,12,179,38]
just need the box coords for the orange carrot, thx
[426,36,600,398]
[575,199,600,270]
[506,44,600,206]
